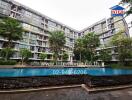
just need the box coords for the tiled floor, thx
[0,87,132,100]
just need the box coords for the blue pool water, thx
[0,68,132,77]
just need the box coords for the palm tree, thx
[74,38,85,62]
[0,17,23,61]
[0,17,23,48]
[49,30,66,65]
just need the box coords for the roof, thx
[110,5,125,10]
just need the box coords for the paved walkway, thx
[0,87,132,100]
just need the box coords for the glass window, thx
[20,38,28,43]
[23,32,29,37]
[24,11,32,18]
[48,26,55,31]
[29,39,36,45]
[0,1,9,9]
[30,46,35,51]
[48,21,56,27]
[19,44,29,49]
[30,33,37,40]
[65,28,70,33]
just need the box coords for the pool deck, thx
[0,86,132,100]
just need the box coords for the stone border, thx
[0,85,81,93]
[86,75,132,87]
[0,74,132,90]
[1,84,132,93]
[0,75,85,90]
[82,84,132,93]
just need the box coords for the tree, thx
[83,32,100,64]
[0,17,23,48]
[0,48,14,61]
[62,52,69,61]
[49,31,66,65]
[97,49,112,66]
[20,48,32,65]
[0,17,23,61]
[111,31,132,65]
[74,38,85,62]
[120,0,132,15]
[74,32,100,64]
[39,52,47,64]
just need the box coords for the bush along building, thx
[0,0,78,64]
[0,0,130,65]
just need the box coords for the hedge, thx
[0,60,17,65]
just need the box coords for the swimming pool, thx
[0,68,132,89]
[0,68,132,77]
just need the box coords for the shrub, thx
[0,60,17,65]
[0,48,14,61]
[30,62,41,66]
[62,52,69,61]
[109,63,132,69]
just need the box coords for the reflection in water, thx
[102,68,106,73]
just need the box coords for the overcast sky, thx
[16,0,131,35]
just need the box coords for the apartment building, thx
[0,0,78,62]
[0,0,129,63]
[79,16,129,61]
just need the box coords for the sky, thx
[16,0,131,36]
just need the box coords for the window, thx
[23,32,29,37]
[48,21,56,27]
[20,38,28,43]
[19,44,29,49]
[65,28,70,33]
[0,1,9,9]
[48,26,55,31]
[32,14,41,24]
[29,39,36,45]
[24,11,32,18]
[57,25,61,29]
[37,41,42,46]
[22,23,41,33]
[70,38,73,42]
[30,33,37,40]
[22,23,30,29]
[38,35,43,40]
[30,46,35,51]
[11,4,17,11]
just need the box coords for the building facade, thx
[0,0,78,63]
[79,17,129,61]
[0,0,129,63]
